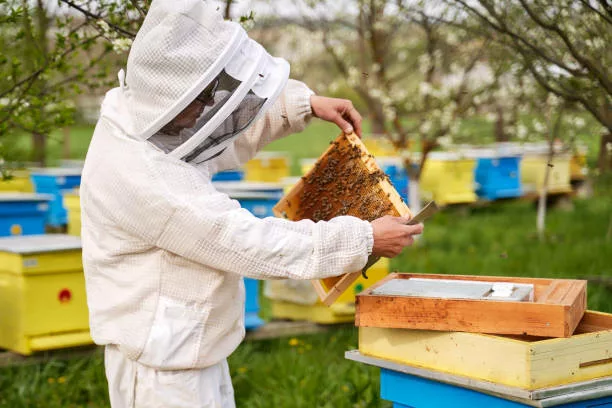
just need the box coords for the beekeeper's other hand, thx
[310,95,363,138]
[370,216,423,258]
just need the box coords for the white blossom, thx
[418,54,431,75]
[419,82,432,96]
[420,120,433,134]
[533,120,546,133]
[112,38,133,53]
[517,124,528,140]
[97,20,111,35]
[573,117,586,128]
[546,93,560,107]
[438,135,452,147]
[240,19,255,31]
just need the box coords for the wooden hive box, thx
[355,273,587,338]
[358,310,612,390]
[273,133,411,305]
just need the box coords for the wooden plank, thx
[273,133,411,306]
[355,273,586,338]
[358,311,612,390]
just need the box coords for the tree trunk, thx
[408,177,421,215]
[224,0,233,20]
[597,132,612,173]
[405,162,422,215]
[63,127,71,159]
[32,132,47,167]
[370,109,386,134]
[494,105,509,142]
[537,140,554,241]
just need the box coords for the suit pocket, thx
[139,296,209,369]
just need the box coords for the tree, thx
[258,0,499,211]
[442,0,612,172]
[0,0,141,169]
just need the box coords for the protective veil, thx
[123,0,289,166]
[81,1,374,407]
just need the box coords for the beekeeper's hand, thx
[310,95,363,138]
[370,216,423,258]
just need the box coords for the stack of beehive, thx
[347,272,612,407]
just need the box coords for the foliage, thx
[441,0,612,170]
[267,0,507,180]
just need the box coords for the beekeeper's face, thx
[160,80,218,135]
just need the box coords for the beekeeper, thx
[80,1,423,407]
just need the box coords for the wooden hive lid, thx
[273,132,411,305]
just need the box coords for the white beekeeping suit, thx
[80,0,373,407]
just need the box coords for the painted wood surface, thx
[273,133,411,305]
[358,311,612,389]
[346,350,612,407]
[355,273,587,337]
[381,369,612,408]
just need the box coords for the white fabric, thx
[105,345,235,408]
[124,0,289,164]
[82,80,374,370]
[83,7,374,405]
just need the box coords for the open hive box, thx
[357,311,612,390]
[273,133,411,305]
[355,273,587,338]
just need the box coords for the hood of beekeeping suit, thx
[121,0,290,164]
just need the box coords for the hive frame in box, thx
[355,273,587,338]
[273,133,411,306]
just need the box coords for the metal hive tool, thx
[273,132,412,305]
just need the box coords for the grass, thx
[0,119,610,407]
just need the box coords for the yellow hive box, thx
[63,189,81,236]
[419,152,477,205]
[299,158,317,175]
[0,170,34,193]
[0,234,92,355]
[363,137,397,157]
[269,259,389,324]
[359,311,612,390]
[521,145,572,194]
[570,145,588,182]
[245,152,290,183]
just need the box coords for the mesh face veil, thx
[122,0,289,164]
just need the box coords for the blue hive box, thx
[0,193,52,237]
[243,277,263,330]
[214,182,284,218]
[381,368,612,408]
[470,148,523,201]
[30,168,82,227]
[211,169,244,182]
[213,182,285,330]
[345,351,612,408]
[377,157,409,204]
